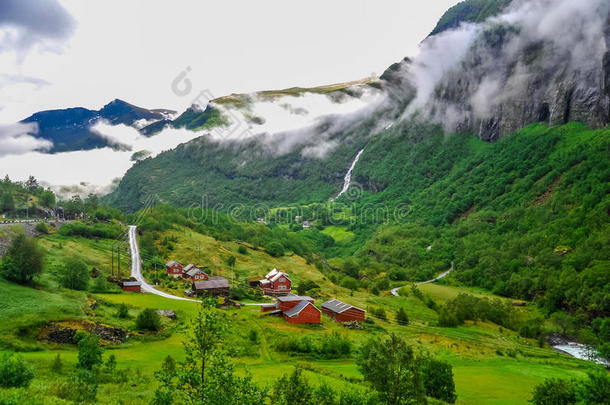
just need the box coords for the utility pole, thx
[118,244,121,279]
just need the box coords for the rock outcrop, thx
[38,320,128,345]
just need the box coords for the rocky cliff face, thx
[384,0,610,141]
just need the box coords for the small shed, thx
[192,276,230,297]
[283,300,321,324]
[120,280,142,292]
[321,299,365,322]
[183,265,208,281]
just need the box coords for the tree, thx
[153,355,177,405]
[136,308,162,331]
[77,333,103,370]
[551,311,573,335]
[270,367,312,405]
[59,258,89,290]
[531,378,578,405]
[39,190,56,208]
[396,307,409,325]
[0,353,35,388]
[357,334,427,405]
[420,357,457,403]
[179,299,227,404]
[116,303,130,319]
[0,192,14,212]
[1,234,45,285]
[51,353,63,374]
[227,255,236,267]
[266,241,285,257]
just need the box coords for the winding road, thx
[128,225,199,302]
[391,262,454,297]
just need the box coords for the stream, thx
[552,342,609,366]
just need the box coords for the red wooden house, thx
[321,299,365,322]
[182,264,208,281]
[283,300,321,324]
[277,295,314,312]
[165,260,183,278]
[259,268,291,295]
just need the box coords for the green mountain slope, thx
[429,0,513,36]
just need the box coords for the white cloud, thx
[0,122,52,156]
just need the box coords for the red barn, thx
[165,260,183,278]
[321,299,365,322]
[283,300,321,324]
[277,295,314,312]
[120,280,142,292]
[259,268,291,295]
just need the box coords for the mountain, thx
[107,0,610,211]
[20,99,176,153]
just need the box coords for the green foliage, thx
[51,353,62,374]
[59,257,89,290]
[357,334,427,405]
[530,368,610,405]
[531,378,578,405]
[265,241,285,257]
[276,332,352,359]
[136,308,162,331]
[1,234,45,285]
[396,307,409,325]
[420,357,457,403]
[77,333,103,370]
[0,353,34,388]
[58,221,123,239]
[429,0,512,36]
[237,245,248,255]
[116,303,130,319]
[34,222,48,234]
[270,367,312,405]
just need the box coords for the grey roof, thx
[284,300,320,317]
[321,299,365,314]
[277,294,313,303]
[186,268,204,277]
[184,264,197,272]
[166,260,180,267]
[121,281,141,287]
[193,277,229,290]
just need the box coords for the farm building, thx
[283,300,321,324]
[192,276,230,296]
[120,280,142,292]
[182,264,208,281]
[321,299,365,322]
[259,268,291,295]
[165,260,183,278]
[276,294,314,312]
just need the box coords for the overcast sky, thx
[0,0,458,122]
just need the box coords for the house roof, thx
[321,299,365,314]
[186,268,204,277]
[260,279,271,285]
[184,264,197,272]
[265,268,279,279]
[277,294,313,303]
[121,281,141,287]
[193,277,229,290]
[284,300,320,318]
[166,260,180,267]
[270,271,290,282]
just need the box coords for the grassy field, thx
[0,228,598,404]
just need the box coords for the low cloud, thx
[0,122,51,156]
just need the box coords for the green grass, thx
[322,225,355,243]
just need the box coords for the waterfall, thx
[331,149,364,201]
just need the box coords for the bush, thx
[34,222,48,234]
[116,304,130,319]
[77,333,103,370]
[0,353,34,388]
[420,357,457,403]
[237,245,248,255]
[265,241,285,257]
[59,258,89,290]
[396,307,409,325]
[136,308,162,331]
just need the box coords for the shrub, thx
[35,222,48,234]
[237,245,248,255]
[116,304,130,319]
[59,258,89,290]
[265,241,285,257]
[77,333,103,370]
[0,353,34,388]
[51,353,62,374]
[396,307,409,325]
[136,308,162,331]
[420,357,457,403]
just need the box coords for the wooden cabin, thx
[192,277,229,297]
[259,268,291,295]
[120,280,142,292]
[283,300,321,324]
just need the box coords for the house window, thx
[279,277,285,282]
[278,285,286,290]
